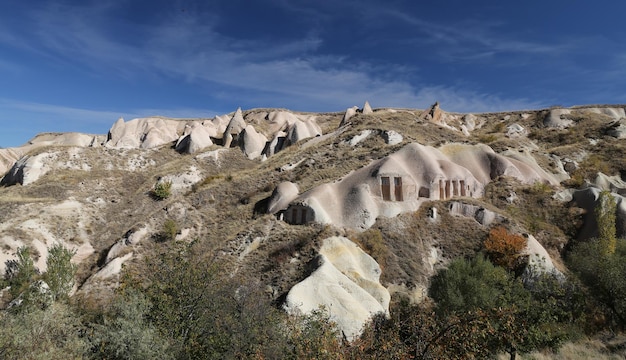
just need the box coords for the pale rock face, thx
[1,152,58,186]
[267,182,300,214]
[362,101,373,115]
[462,114,477,131]
[340,106,359,126]
[223,108,246,148]
[584,107,626,120]
[348,130,373,146]
[282,142,563,230]
[176,124,214,154]
[266,131,288,157]
[92,252,134,280]
[506,123,526,137]
[284,236,390,341]
[0,148,23,177]
[107,117,183,148]
[106,227,149,263]
[544,109,573,128]
[382,130,403,145]
[239,125,268,160]
[286,119,322,145]
[521,234,564,283]
[160,166,203,193]
[448,202,500,226]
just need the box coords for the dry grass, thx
[496,337,626,359]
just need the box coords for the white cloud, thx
[0,2,549,115]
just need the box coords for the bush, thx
[44,244,77,302]
[4,247,39,300]
[152,181,172,200]
[87,289,173,360]
[159,219,179,242]
[484,226,528,271]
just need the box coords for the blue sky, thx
[1,0,625,147]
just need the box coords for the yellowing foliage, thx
[484,226,527,270]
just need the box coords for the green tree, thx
[136,243,291,359]
[429,255,514,315]
[4,246,39,300]
[0,303,88,360]
[568,238,626,326]
[428,256,574,359]
[44,244,77,302]
[88,289,173,360]
[596,190,617,255]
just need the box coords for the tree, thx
[429,255,513,315]
[484,226,527,271]
[4,246,39,300]
[87,289,173,360]
[428,255,574,359]
[44,244,77,302]
[0,303,88,360]
[596,190,617,255]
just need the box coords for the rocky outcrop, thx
[175,124,214,154]
[522,234,562,281]
[267,182,299,214]
[340,106,359,126]
[240,125,268,160]
[281,142,563,230]
[107,117,186,148]
[571,186,626,241]
[284,236,390,341]
[362,101,373,115]
[544,107,625,129]
[223,108,246,148]
[1,152,58,186]
[448,202,501,226]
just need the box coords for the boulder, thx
[506,123,526,137]
[284,236,390,340]
[521,234,563,283]
[382,130,403,145]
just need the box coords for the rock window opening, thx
[394,177,403,201]
[381,177,391,201]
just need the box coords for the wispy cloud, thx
[0,2,546,114]
[382,10,569,62]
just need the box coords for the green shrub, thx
[44,244,77,302]
[152,181,172,200]
[4,246,39,300]
[159,219,179,242]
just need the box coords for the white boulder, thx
[284,236,390,341]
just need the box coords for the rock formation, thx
[284,236,390,341]
[281,142,564,230]
[222,108,247,148]
[175,124,214,154]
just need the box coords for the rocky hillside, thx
[1,102,626,356]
